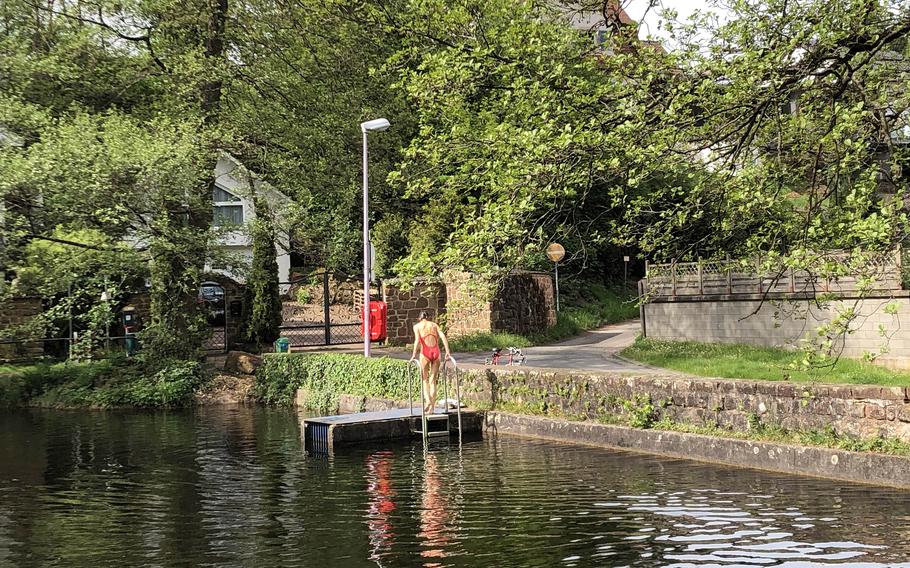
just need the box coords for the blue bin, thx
[274,337,291,353]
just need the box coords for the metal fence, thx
[0,335,137,364]
[643,250,903,299]
[279,271,367,347]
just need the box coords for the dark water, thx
[1,408,910,567]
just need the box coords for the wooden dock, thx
[303,407,483,454]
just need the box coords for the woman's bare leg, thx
[419,355,432,413]
[426,359,441,413]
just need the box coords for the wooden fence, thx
[642,251,903,299]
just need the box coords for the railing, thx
[643,250,903,299]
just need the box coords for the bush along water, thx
[255,353,411,410]
[0,355,209,408]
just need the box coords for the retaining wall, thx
[643,294,910,369]
[485,412,910,489]
[454,367,910,442]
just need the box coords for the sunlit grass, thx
[621,338,910,386]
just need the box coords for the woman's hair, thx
[418,311,430,321]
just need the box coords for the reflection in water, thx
[2,408,910,567]
[418,452,453,566]
[366,450,397,563]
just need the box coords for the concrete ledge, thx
[486,412,910,489]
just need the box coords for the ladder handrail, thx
[407,358,421,417]
[445,356,463,443]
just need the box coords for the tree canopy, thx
[3,0,910,348]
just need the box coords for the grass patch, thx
[621,338,910,386]
[0,356,209,408]
[448,282,638,352]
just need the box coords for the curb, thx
[485,412,910,489]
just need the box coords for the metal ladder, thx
[408,356,463,444]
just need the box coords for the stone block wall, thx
[457,368,910,441]
[491,272,557,334]
[0,297,44,362]
[643,295,910,368]
[381,279,447,345]
[443,272,493,338]
[381,272,557,344]
[444,271,557,339]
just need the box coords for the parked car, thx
[199,282,226,326]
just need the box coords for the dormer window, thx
[213,186,243,226]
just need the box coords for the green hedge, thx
[255,353,412,409]
[0,356,208,408]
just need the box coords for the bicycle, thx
[484,346,526,366]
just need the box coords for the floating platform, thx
[303,407,483,454]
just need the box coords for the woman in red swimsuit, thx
[409,311,451,414]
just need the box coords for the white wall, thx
[644,295,910,368]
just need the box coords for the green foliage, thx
[254,353,411,409]
[622,338,910,386]
[622,394,656,429]
[0,356,208,408]
[296,287,312,305]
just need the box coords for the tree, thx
[245,195,282,347]
[0,0,232,359]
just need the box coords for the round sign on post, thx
[546,243,565,263]
[546,243,565,312]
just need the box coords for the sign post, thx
[546,243,566,312]
[623,255,630,287]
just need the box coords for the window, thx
[213,187,241,202]
[213,205,243,226]
[212,185,243,227]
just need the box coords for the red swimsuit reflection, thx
[367,451,397,564]
[418,452,454,567]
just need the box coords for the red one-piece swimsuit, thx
[418,332,441,362]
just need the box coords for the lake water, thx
[1,406,909,567]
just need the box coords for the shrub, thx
[255,353,411,409]
[0,356,208,408]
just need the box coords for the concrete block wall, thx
[643,295,910,368]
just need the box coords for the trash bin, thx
[274,337,291,353]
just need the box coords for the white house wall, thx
[208,155,292,285]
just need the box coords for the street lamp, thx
[361,118,390,357]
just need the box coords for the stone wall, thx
[456,367,910,441]
[443,272,493,338]
[0,297,44,362]
[381,279,447,345]
[491,272,557,334]
[444,271,557,339]
[643,294,910,369]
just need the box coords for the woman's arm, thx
[410,325,420,361]
[437,325,452,360]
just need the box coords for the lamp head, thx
[360,118,390,133]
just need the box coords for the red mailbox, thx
[361,300,387,341]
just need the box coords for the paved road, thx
[293,319,660,374]
[448,319,658,373]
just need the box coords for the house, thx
[207,153,292,286]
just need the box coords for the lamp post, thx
[360,118,390,357]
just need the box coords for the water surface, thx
[1,407,909,567]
